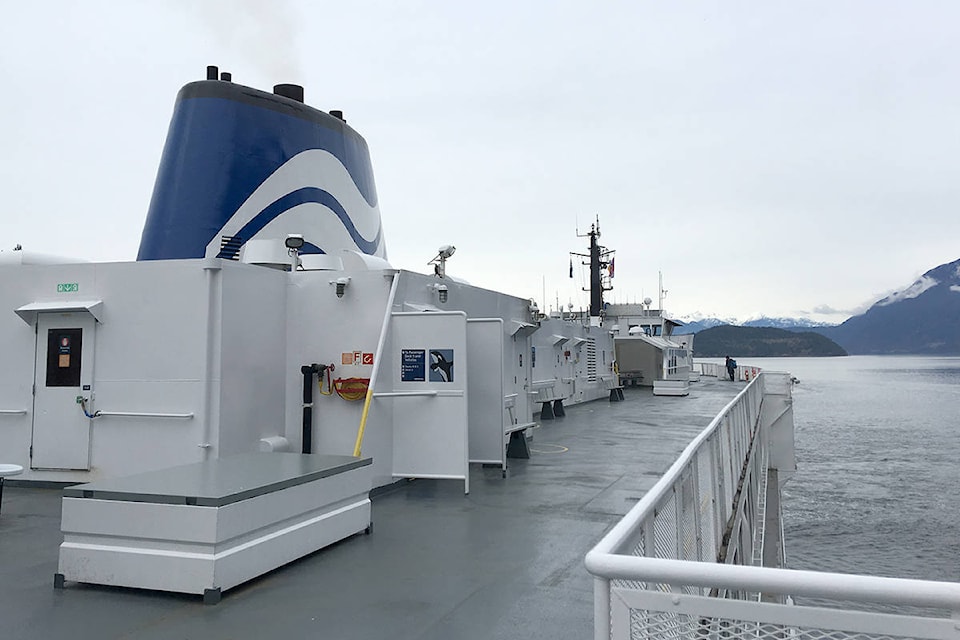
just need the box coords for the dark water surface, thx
[741,356,960,583]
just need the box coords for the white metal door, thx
[389,312,469,493]
[32,312,95,469]
[466,319,504,465]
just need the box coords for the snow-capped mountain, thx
[741,317,836,329]
[815,258,960,354]
[673,314,834,335]
[673,259,960,353]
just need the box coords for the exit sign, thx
[57,283,79,293]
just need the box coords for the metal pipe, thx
[301,364,316,454]
[273,84,304,103]
[206,65,218,80]
[198,261,222,457]
[301,405,312,453]
[352,271,400,457]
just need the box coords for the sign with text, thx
[400,349,426,382]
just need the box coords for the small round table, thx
[0,463,24,516]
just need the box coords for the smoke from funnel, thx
[186,0,303,83]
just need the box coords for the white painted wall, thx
[0,258,622,487]
[218,263,287,457]
[283,268,395,486]
[0,261,213,481]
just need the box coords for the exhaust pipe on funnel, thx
[274,84,305,103]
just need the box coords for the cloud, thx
[951,285,960,293]
[876,275,938,306]
[810,304,847,315]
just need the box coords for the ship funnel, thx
[137,74,387,263]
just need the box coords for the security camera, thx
[438,245,456,259]
[285,234,305,250]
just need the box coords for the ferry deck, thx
[0,378,744,640]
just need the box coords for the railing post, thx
[594,577,610,640]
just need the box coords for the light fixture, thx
[433,283,449,303]
[428,244,456,278]
[330,276,351,298]
[285,234,305,250]
[285,234,305,271]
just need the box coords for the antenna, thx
[658,271,668,312]
[570,216,614,316]
[542,275,546,315]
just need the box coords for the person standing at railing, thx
[725,355,737,381]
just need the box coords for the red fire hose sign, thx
[342,351,374,365]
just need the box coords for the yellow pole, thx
[352,387,374,457]
[351,271,399,457]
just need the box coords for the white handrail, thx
[94,411,194,419]
[374,391,438,398]
[585,371,960,640]
[373,390,464,398]
[0,409,28,415]
[585,554,960,611]
[589,380,751,557]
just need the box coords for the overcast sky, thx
[3,1,958,322]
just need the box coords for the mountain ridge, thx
[676,257,960,354]
[813,258,960,354]
[693,325,846,357]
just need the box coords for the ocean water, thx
[743,356,960,583]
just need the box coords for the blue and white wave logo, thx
[211,149,386,260]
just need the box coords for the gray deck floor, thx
[0,378,743,640]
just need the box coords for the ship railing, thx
[694,361,722,378]
[693,360,762,382]
[585,371,960,640]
